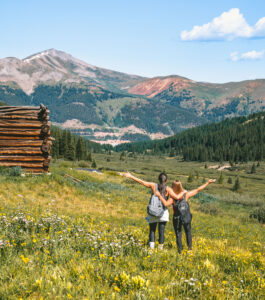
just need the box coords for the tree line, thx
[50,126,106,161]
[115,112,265,162]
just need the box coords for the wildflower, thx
[20,254,30,264]
[114,286,120,292]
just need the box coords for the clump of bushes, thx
[250,207,265,224]
[196,202,221,215]
[0,166,22,177]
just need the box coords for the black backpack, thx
[176,194,192,224]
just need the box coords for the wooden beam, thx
[0,106,40,112]
[0,162,44,168]
[0,115,49,121]
[0,121,51,129]
[0,148,43,155]
[0,129,50,136]
[0,140,43,147]
[0,136,42,140]
[0,156,51,161]
[0,110,50,116]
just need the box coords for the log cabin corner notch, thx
[0,104,53,173]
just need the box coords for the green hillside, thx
[115,111,265,162]
[0,83,205,135]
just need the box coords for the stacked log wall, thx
[0,104,52,173]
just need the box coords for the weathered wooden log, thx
[0,148,44,155]
[0,106,40,111]
[41,124,50,134]
[0,156,51,162]
[0,129,50,136]
[0,104,52,172]
[41,143,51,153]
[0,110,50,116]
[0,120,51,129]
[43,157,51,167]
[0,115,49,121]
[0,162,44,168]
[0,136,42,140]
[0,140,43,147]
[0,134,51,139]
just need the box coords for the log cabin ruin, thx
[0,104,52,173]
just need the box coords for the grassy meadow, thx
[0,153,264,299]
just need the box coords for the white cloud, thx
[181,8,265,41]
[230,50,264,61]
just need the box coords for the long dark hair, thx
[158,172,167,197]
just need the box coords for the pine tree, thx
[217,172,224,184]
[232,176,241,192]
[59,130,68,158]
[91,159,97,168]
[204,163,208,169]
[251,163,256,174]
[120,151,125,161]
[227,177,233,184]
[202,177,206,184]
[169,148,175,157]
[257,161,260,167]
[87,152,92,162]
[76,137,85,161]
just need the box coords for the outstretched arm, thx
[186,179,216,201]
[121,172,155,190]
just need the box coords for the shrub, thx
[232,176,241,192]
[194,192,217,204]
[196,202,221,215]
[9,166,23,176]
[217,172,224,184]
[0,166,22,176]
[227,177,232,184]
[250,163,256,174]
[91,159,97,168]
[250,207,265,223]
[78,161,90,168]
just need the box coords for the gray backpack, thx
[147,184,165,217]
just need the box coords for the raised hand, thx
[120,172,132,178]
[208,179,216,183]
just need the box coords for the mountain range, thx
[0,49,265,145]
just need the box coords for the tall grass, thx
[0,158,264,299]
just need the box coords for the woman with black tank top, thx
[156,179,215,253]
[121,172,184,249]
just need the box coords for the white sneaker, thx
[149,242,155,249]
[158,244,164,250]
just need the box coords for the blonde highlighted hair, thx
[172,180,184,194]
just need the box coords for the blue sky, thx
[1,0,265,82]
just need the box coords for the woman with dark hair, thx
[121,172,184,249]
[155,179,215,253]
